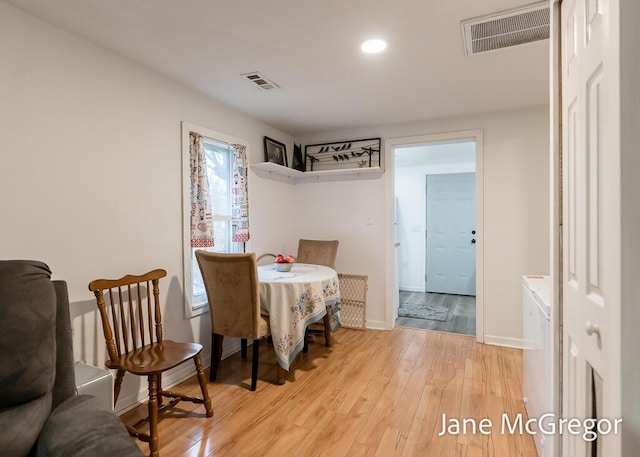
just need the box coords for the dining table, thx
[257,263,341,376]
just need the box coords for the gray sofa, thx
[0,260,143,457]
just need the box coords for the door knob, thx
[471,239,476,244]
[472,230,476,235]
[585,321,600,336]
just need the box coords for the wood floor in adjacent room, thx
[121,327,537,457]
[396,290,476,336]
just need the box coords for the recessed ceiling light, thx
[360,39,387,54]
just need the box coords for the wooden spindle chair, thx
[88,269,213,457]
[256,253,276,265]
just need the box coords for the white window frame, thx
[181,121,249,318]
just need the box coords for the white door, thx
[561,0,621,455]
[425,173,476,295]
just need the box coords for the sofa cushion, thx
[51,280,76,410]
[37,395,143,457]
[0,260,56,408]
[0,393,51,457]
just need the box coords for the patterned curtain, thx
[190,132,214,247]
[231,144,250,242]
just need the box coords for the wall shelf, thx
[251,162,383,184]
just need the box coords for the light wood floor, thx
[121,327,537,456]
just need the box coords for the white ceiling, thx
[4,0,549,136]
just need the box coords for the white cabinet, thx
[522,275,553,457]
[74,362,114,411]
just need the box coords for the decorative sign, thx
[304,138,381,172]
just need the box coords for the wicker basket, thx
[337,273,368,330]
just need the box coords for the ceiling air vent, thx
[241,72,280,91]
[461,1,550,55]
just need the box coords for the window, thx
[182,122,248,318]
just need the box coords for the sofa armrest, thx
[52,281,76,409]
[36,395,142,457]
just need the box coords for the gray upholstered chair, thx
[296,239,340,347]
[195,251,270,391]
[0,260,143,457]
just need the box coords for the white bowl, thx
[274,262,293,272]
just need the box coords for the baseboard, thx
[115,337,243,415]
[483,334,525,350]
[365,319,388,330]
[399,286,424,293]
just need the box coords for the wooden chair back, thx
[195,251,263,340]
[88,269,166,363]
[256,253,276,265]
[296,239,339,268]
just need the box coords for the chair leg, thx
[277,365,287,385]
[113,369,125,406]
[157,373,163,407]
[147,374,160,457]
[241,338,248,359]
[193,354,214,417]
[210,333,223,382]
[251,339,260,391]
[302,328,309,353]
[323,314,332,347]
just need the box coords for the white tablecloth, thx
[258,263,340,370]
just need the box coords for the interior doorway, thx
[386,131,483,340]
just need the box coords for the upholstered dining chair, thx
[195,251,270,391]
[296,239,339,269]
[88,269,213,457]
[296,239,339,347]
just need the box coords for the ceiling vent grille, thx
[241,72,280,91]
[461,1,550,55]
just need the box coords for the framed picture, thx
[264,136,288,167]
[304,137,381,172]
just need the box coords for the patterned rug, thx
[398,302,449,321]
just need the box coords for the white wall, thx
[395,143,475,292]
[0,2,295,411]
[296,106,550,344]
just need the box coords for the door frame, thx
[384,129,484,342]
[550,3,563,457]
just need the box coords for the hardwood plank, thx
[372,427,405,457]
[292,409,366,457]
[346,442,377,457]
[243,422,309,457]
